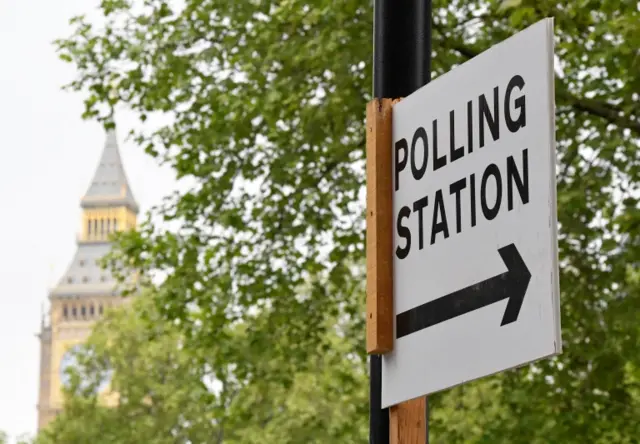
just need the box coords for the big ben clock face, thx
[59,345,112,393]
[59,346,80,388]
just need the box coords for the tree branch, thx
[438,33,640,136]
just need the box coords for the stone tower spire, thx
[37,128,139,430]
[50,128,139,296]
[80,128,139,214]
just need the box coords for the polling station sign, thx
[382,18,562,408]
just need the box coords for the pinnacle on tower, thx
[50,128,139,297]
[80,128,139,214]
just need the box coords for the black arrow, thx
[395,243,531,339]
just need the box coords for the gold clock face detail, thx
[59,345,80,388]
[59,345,112,392]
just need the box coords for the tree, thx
[0,432,34,444]
[55,0,639,442]
[38,293,368,443]
[15,434,35,444]
[39,294,218,443]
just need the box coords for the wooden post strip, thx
[366,98,396,354]
[390,397,427,444]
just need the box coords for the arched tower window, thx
[98,304,104,316]
[89,304,95,316]
[63,305,68,319]
[94,219,98,236]
[87,220,92,236]
[100,219,105,235]
[81,305,86,317]
[113,218,118,231]
[71,306,77,318]
[106,219,111,233]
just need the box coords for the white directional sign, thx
[382,18,561,408]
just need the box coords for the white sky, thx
[0,1,176,440]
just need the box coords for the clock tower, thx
[36,129,139,430]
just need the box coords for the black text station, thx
[394,75,529,260]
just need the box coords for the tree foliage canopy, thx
[51,0,640,442]
[38,295,368,443]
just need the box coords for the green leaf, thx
[498,0,523,13]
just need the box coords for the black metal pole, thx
[373,0,431,99]
[370,1,432,444]
[369,355,387,444]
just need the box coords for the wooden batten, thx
[366,98,398,354]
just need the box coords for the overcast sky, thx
[0,1,176,440]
